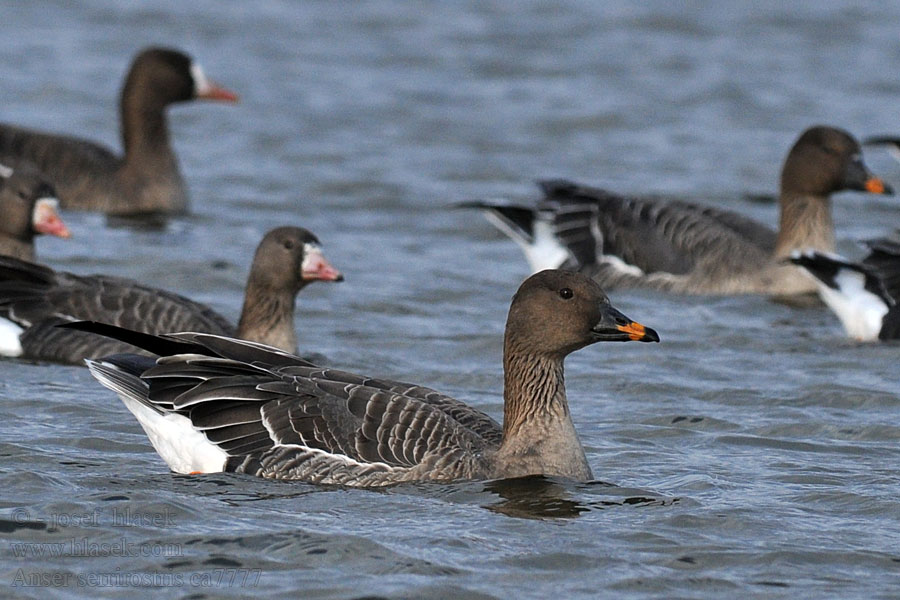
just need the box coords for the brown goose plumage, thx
[81,270,658,486]
[0,227,342,364]
[0,163,70,261]
[0,47,238,215]
[470,126,893,296]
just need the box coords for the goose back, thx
[0,257,235,362]
[539,180,776,290]
[0,125,122,209]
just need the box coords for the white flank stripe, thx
[600,254,645,277]
[118,395,228,474]
[817,268,887,341]
[0,317,24,357]
[525,219,570,272]
[274,443,396,471]
[481,208,569,272]
[88,359,228,474]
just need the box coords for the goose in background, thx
[0,47,238,216]
[790,238,900,341]
[76,270,659,485]
[0,227,342,364]
[467,126,892,296]
[0,163,70,261]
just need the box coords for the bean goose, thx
[0,227,342,364]
[469,126,893,296]
[77,270,659,485]
[790,238,900,341]
[0,163,71,261]
[0,47,238,215]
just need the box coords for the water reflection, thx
[482,476,677,519]
[104,213,173,231]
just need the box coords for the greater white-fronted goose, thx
[0,227,342,364]
[790,238,900,341]
[0,163,71,261]
[77,270,659,485]
[469,126,893,296]
[0,47,238,215]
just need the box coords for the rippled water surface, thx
[1,1,900,598]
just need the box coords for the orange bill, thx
[616,321,659,342]
[865,177,888,195]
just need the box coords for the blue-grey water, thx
[1,1,900,598]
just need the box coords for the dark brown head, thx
[122,47,239,107]
[780,126,892,197]
[0,163,70,244]
[505,270,658,359]
[246,226,343,295]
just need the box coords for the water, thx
[1,1,900,598]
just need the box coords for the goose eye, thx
[283,240,295,250]
[559,288,573,300]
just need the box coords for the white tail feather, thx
[86,360,228,473]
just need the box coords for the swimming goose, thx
[0,163,71,261]
[0,227,342,364]
[77,270,659,485]
[469,126,893,296]
[789,238,900,340]
[0,47,238,215]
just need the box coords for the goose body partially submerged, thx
[79,270,658,486]
[470,126,893,296]
[0,227,342,364]
[0,47,238,215]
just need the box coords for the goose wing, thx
[0,124,121,197]
[861,238,900,301]
[538,179,776,277]
[0,257,234,363]
[86,331,500,484]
